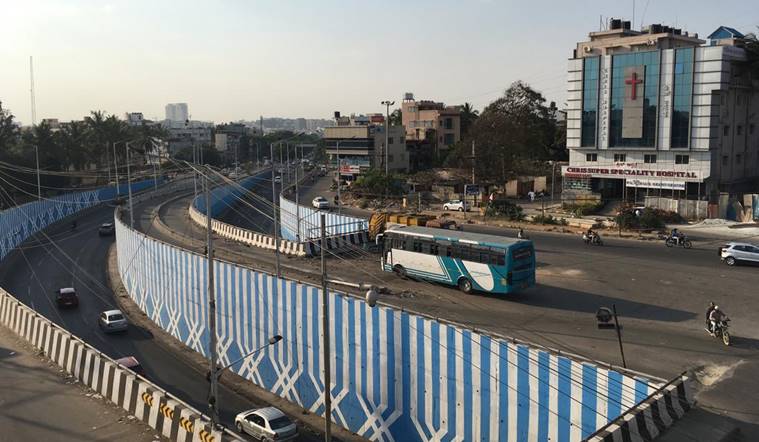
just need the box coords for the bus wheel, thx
[458,278,473,294]
[393,265,407,279]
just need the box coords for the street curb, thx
[105,244,367,442]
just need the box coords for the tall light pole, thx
[125,142,134,228]
[270,143,281,278]
[205,171,220,427]
[113,141,120,196]
[320,214,332,442]
[381,100,395,176]
[34,145,41,200]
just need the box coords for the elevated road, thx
[141,177,759,436]
[0,206,325,441]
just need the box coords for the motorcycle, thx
[707,319,731,346]
[582,233,603,246]
[665,235,692,249]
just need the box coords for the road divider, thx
[0,287,237,442]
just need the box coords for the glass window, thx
[443,133,455,145]
[671,48,693,148]
[722,155,729,166]
[736,154,742,164]
[675,154,689,164]
[644,154,657,163]
[581,57,600,147]
[614,153,626,162]
[586,153,598,162]
[750,124,755,135]
[723,125,730,136]
[609,51,660,147]
[444,118,453,129]
[737,126,743,136]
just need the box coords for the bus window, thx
[430,243,439,255]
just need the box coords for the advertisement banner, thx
[562,165,704,181]
[626,179,686,190]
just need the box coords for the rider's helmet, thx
[714,305,720,311]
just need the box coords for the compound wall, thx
[0,179,160,261]
[192,173,268,218]
[116,211,661,441]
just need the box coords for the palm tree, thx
[460,102,480,136]
[85,110,109,171]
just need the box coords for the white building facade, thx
[564,22,759,204]
[165,103,189,122]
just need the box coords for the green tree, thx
[744,29,759,79]
[389,109,402,126]
[57,120,90,170]
[459,102,479,136]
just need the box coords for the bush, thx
[532,214,567,225]
[563,201,603,217]
[487,200,524,220]
[351,169,404,198]
[615,207,682,230]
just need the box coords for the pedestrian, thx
[528,190,535,202]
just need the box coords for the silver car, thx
[720,242,759,266]
[99,309,128,333]
[235,407,297,442]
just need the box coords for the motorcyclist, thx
[670,228,681,245]
[585,228,596,241]
[709,305,728,335]
[517,228,525,239]
[705,301,716,331]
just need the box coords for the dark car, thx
[98,222,115,236]
[55,288,79,308]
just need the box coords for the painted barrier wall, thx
[0,286,231,442]
[0,179,160,261]
[192,173,268,218]
[116,211,665,441]
[279,195,368,241]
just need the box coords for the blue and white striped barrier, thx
[115,211,671,441]
[279,195,368,241]
[0,179,160,262]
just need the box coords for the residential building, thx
[564,20,759,206]
[125,112,144,126]
[165,103,189,122]
[324,112,408,178]
[163,120,213,156]
[401,93,461,154]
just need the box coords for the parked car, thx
[98,222,115,236]
[443,200,469,212]
[99,309,128,333]
[55,287,79,308]
[312,196,329,210]
[115,356,144,376]
[235,407,297,441]
[720,242,759,266]
[274,175,282,184]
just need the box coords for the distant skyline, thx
[1,0,755,124]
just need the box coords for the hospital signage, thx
[563,166,702,181]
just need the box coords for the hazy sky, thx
[1,0,755,124]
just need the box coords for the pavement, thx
[0,206,330,442]
[0,323,162,441]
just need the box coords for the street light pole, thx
[209,335,283,382]
[34,145,41,200]
[271,143,281,278]
[295,144,301,241]
[113,141,120,196]
[336,140,341,216]
[381,100,395,176]
[125,142,134,228]
[205,172,220,427]
[320,213,332,442]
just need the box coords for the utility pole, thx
[193,145,198,196]
[125,142,134,228]
[30,56,41,200]
[320,213,332,442]
[336,140,341,216]
[271,143,281,277]
[286,143,291,184]
[381,100,395,175]
[205,173,220,427]
[113,142,120,196]
[551,161,556,204]
[295,144,301,241]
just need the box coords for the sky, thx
[1,0,756,124]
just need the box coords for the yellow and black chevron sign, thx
[199,429,215,442]
[179,416,194,433]
[159,403,174,419]
[141,392,153,407]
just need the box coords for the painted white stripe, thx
[548,354,559,442]
[507,342,517,442]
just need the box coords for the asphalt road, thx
[0,206,322,441]
[158,175,759,437]
[0,323,162,441]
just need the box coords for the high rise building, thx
[563,21,758,211]
[165,103,189,122]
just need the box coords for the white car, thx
[720,242,759,266]
[312,196,329,210]
[273,175,282,184]
[99,309,128,333]
[443,200,469,212]
[235,407,297,441]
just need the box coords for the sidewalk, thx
[0,324,161,441]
